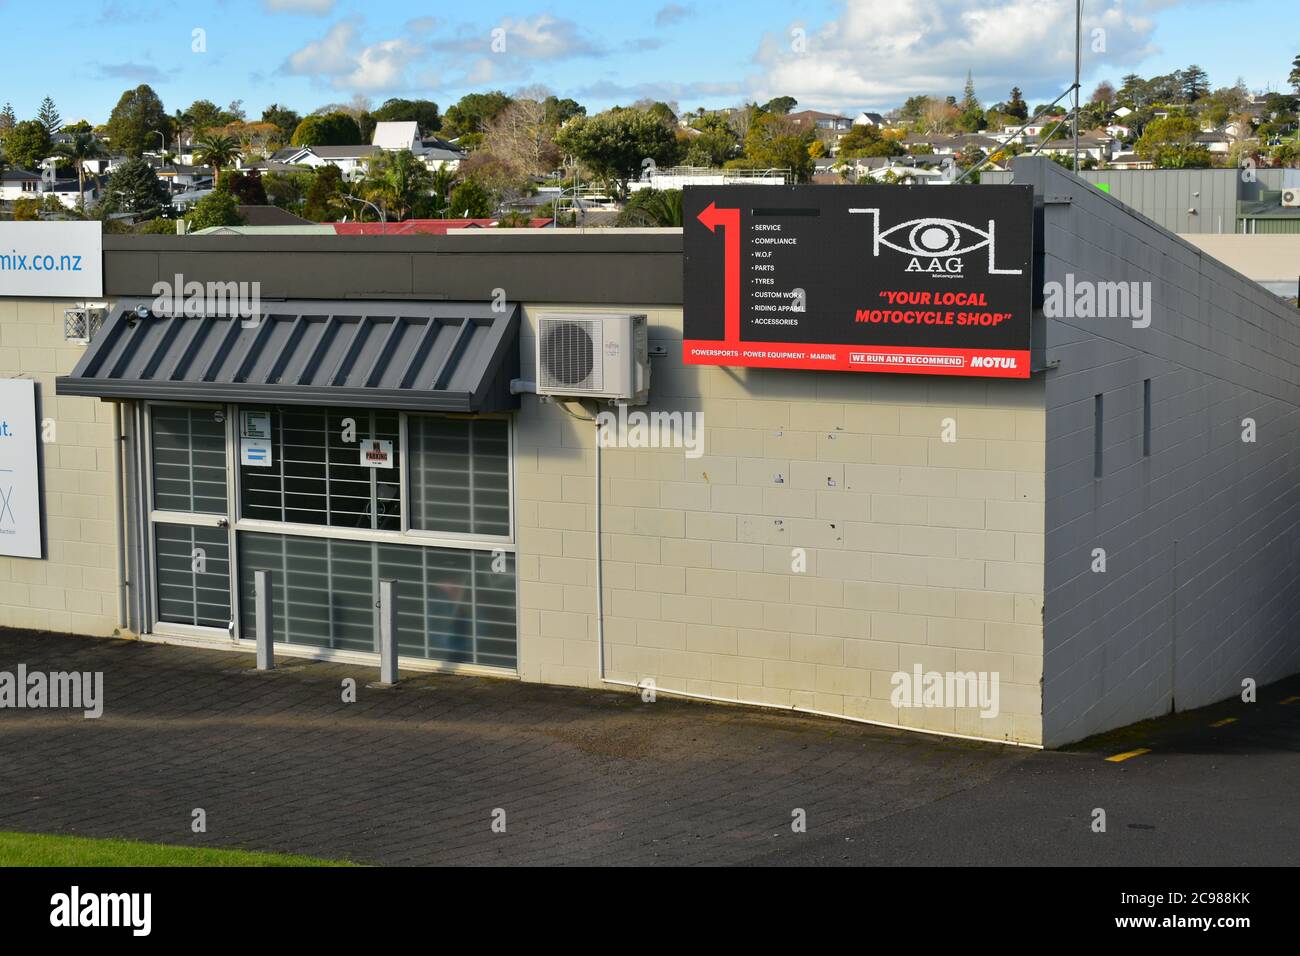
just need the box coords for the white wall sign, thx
[0,379,43,558]
[0,222,103,298]
[240,437,273,468]
[240,410,271,440]
[360,439,393,468]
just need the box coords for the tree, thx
[302,164,345,221]
[12,197,40,221]
[103,157,169,217]
[742,111,815,181]
[447,178,494,218]
[105,85,168,157]
[542,96,585,127]
[261,104,302,145]
[617,188,683,226]
[1177,65,1210,103]
[1290,54,1300,93]
[836,124,905,158]
[1135,115,1212,168]
[360,150,433,221]
[1090,81,1116,108]
[55,131,107,210]
[371,98,441,134]
[0,103,14,144]
[918,98,959,134]
[180,99,231,136]
[1003,87,1028,120]
[194,134,239,187]
[223,169,267,205]
[761,96,798,115]
[442,91,513,138]
[554,108,680,199]
[682,113,739,166]
[263,170,313,212]
[37,97,61,134]
[291,112,362,146]
[5,120,51,170]
[187,190,243,230]
[482,98,562,176]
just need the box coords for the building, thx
[2,157,1299,749]
[275,144,382,181]
[1178,234,1300,297]
[982,166,1300,233]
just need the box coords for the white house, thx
[0,169,42,201]
[372,121,422,153]
[853,112,885,127]
[277,144,381,181]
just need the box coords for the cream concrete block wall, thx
[0,297,121,637]
[515,304,1048,745]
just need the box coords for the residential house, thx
[372,121,423,152]
[275,144,382,181]
[155,164,214,193]
[853,111,886,127]
[787,109,855,151]
[0,169,42,201]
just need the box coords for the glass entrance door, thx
[146,404,234,637]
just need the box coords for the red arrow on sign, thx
[697,201,741,343]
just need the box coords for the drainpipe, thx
[594,422,606,679]
[112,402,128,633]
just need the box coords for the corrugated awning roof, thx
[57,299,520,413]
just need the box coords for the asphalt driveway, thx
[0,629,1295,866]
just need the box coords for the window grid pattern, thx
[240,406,400,530]
[155,524,231,628]
[151,406,227,513]
[408,417,510,537]
[238,531,516,667]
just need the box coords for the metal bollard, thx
[378,579,397,685]
[255,569,274,670]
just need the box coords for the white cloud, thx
[285,19,359,77]
[284,18,425,92]
[749,0,1166,113]
[495,15,601,59]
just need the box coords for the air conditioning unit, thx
[1281,188,1300,208]
[535,312,650,403]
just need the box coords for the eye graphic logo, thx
[850,208,1023,276]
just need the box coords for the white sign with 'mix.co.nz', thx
[0,221,103,298]
[0,379,43,558]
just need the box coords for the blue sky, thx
[2,0,1295,124]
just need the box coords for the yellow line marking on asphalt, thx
[1105,748,1151,762]
[1281,696,1300,705]
[1209,718,1238,728]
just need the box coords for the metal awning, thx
[56,299,520,412]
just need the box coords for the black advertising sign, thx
[682,184,1035,378]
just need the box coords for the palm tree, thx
[55,131,106,210]
[617,188,683,227]
[359,149,433,221]
[194,134,239,190]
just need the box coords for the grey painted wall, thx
[984,168,1300,235]
[101,233,684,304]
[1012,157,1300,746]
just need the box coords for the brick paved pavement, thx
[0,630,1295,866]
